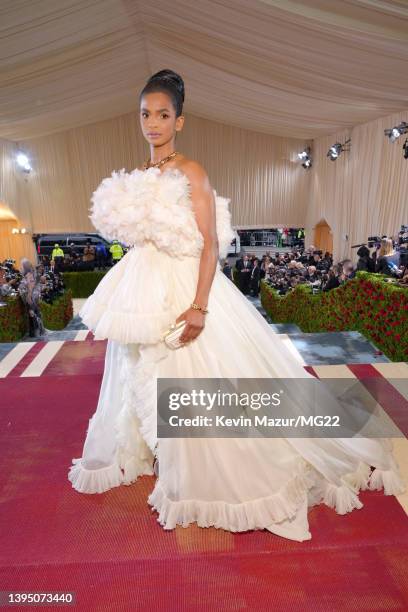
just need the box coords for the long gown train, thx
[68,241,406,541]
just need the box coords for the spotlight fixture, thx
[327,139,351,161]
[384,122,408,143]
[297,146,312,169]
[16,151,32,173]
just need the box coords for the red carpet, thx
[0,340,407,610]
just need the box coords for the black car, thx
[33,233,124,262]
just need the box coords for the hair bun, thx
[147,69,184,103]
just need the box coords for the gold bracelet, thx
[190,302,209,314]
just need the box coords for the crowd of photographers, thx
[0,238,127,338]
[0,257,65,304]
[224,230,408,297]
[0,257,66,337]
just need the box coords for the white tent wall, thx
[1,107,404,263]
[12,110,311,238]
[305,110,408,262]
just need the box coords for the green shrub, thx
[260,271,408,362]
[0,295,27,342]
[62,271,108,298]
[40,289,74,330]
[0,289,74,342]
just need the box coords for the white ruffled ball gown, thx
[68,166,406,541]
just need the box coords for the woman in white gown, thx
[68,69,406,542]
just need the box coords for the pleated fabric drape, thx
[1,0,407,141]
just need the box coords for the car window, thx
[40,238,66,247]
[68,237,86,246]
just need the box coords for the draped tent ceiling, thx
[0,0,408,141]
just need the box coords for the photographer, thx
[249,257,261,296]
[262,257,274,281]
[0,259,20,298]
[356,245,375,272]
[375,238,402,277]
[235,254,252,294]
[82,240,96,271]
[323,251,333,269]
[341,259,356,281]
[322,264,341,292]
[68,243,81,271]
[306,266,324,294]
[306,265,319,283]
[95,242,108,270]
[18,258,46,338]
[39,267,65,304]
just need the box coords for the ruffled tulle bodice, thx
[89,166,235,259]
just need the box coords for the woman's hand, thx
[176,307,206,345]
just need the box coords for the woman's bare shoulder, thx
[176,157,210,189]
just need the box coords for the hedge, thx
[260,271,408,362]
[0,294,27,342]
[61,271,108,298]
[40,290,74,331]
[0,289,74,342]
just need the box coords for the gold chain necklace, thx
[142,151,179,170]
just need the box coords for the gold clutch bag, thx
[162,320,187,350]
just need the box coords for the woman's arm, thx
[176,160,219,344]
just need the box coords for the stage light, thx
[327,143,341,160]
[16,151,32,172]
[298,146,312,169]
[10,227,30,235]
[327,139,351,161]
[384,122,408,143]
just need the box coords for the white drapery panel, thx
[0,0,407,141]
[12,111,311,233]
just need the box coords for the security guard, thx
[109,239,124,264]
[51,243,64,260]
[51,243,65,272]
